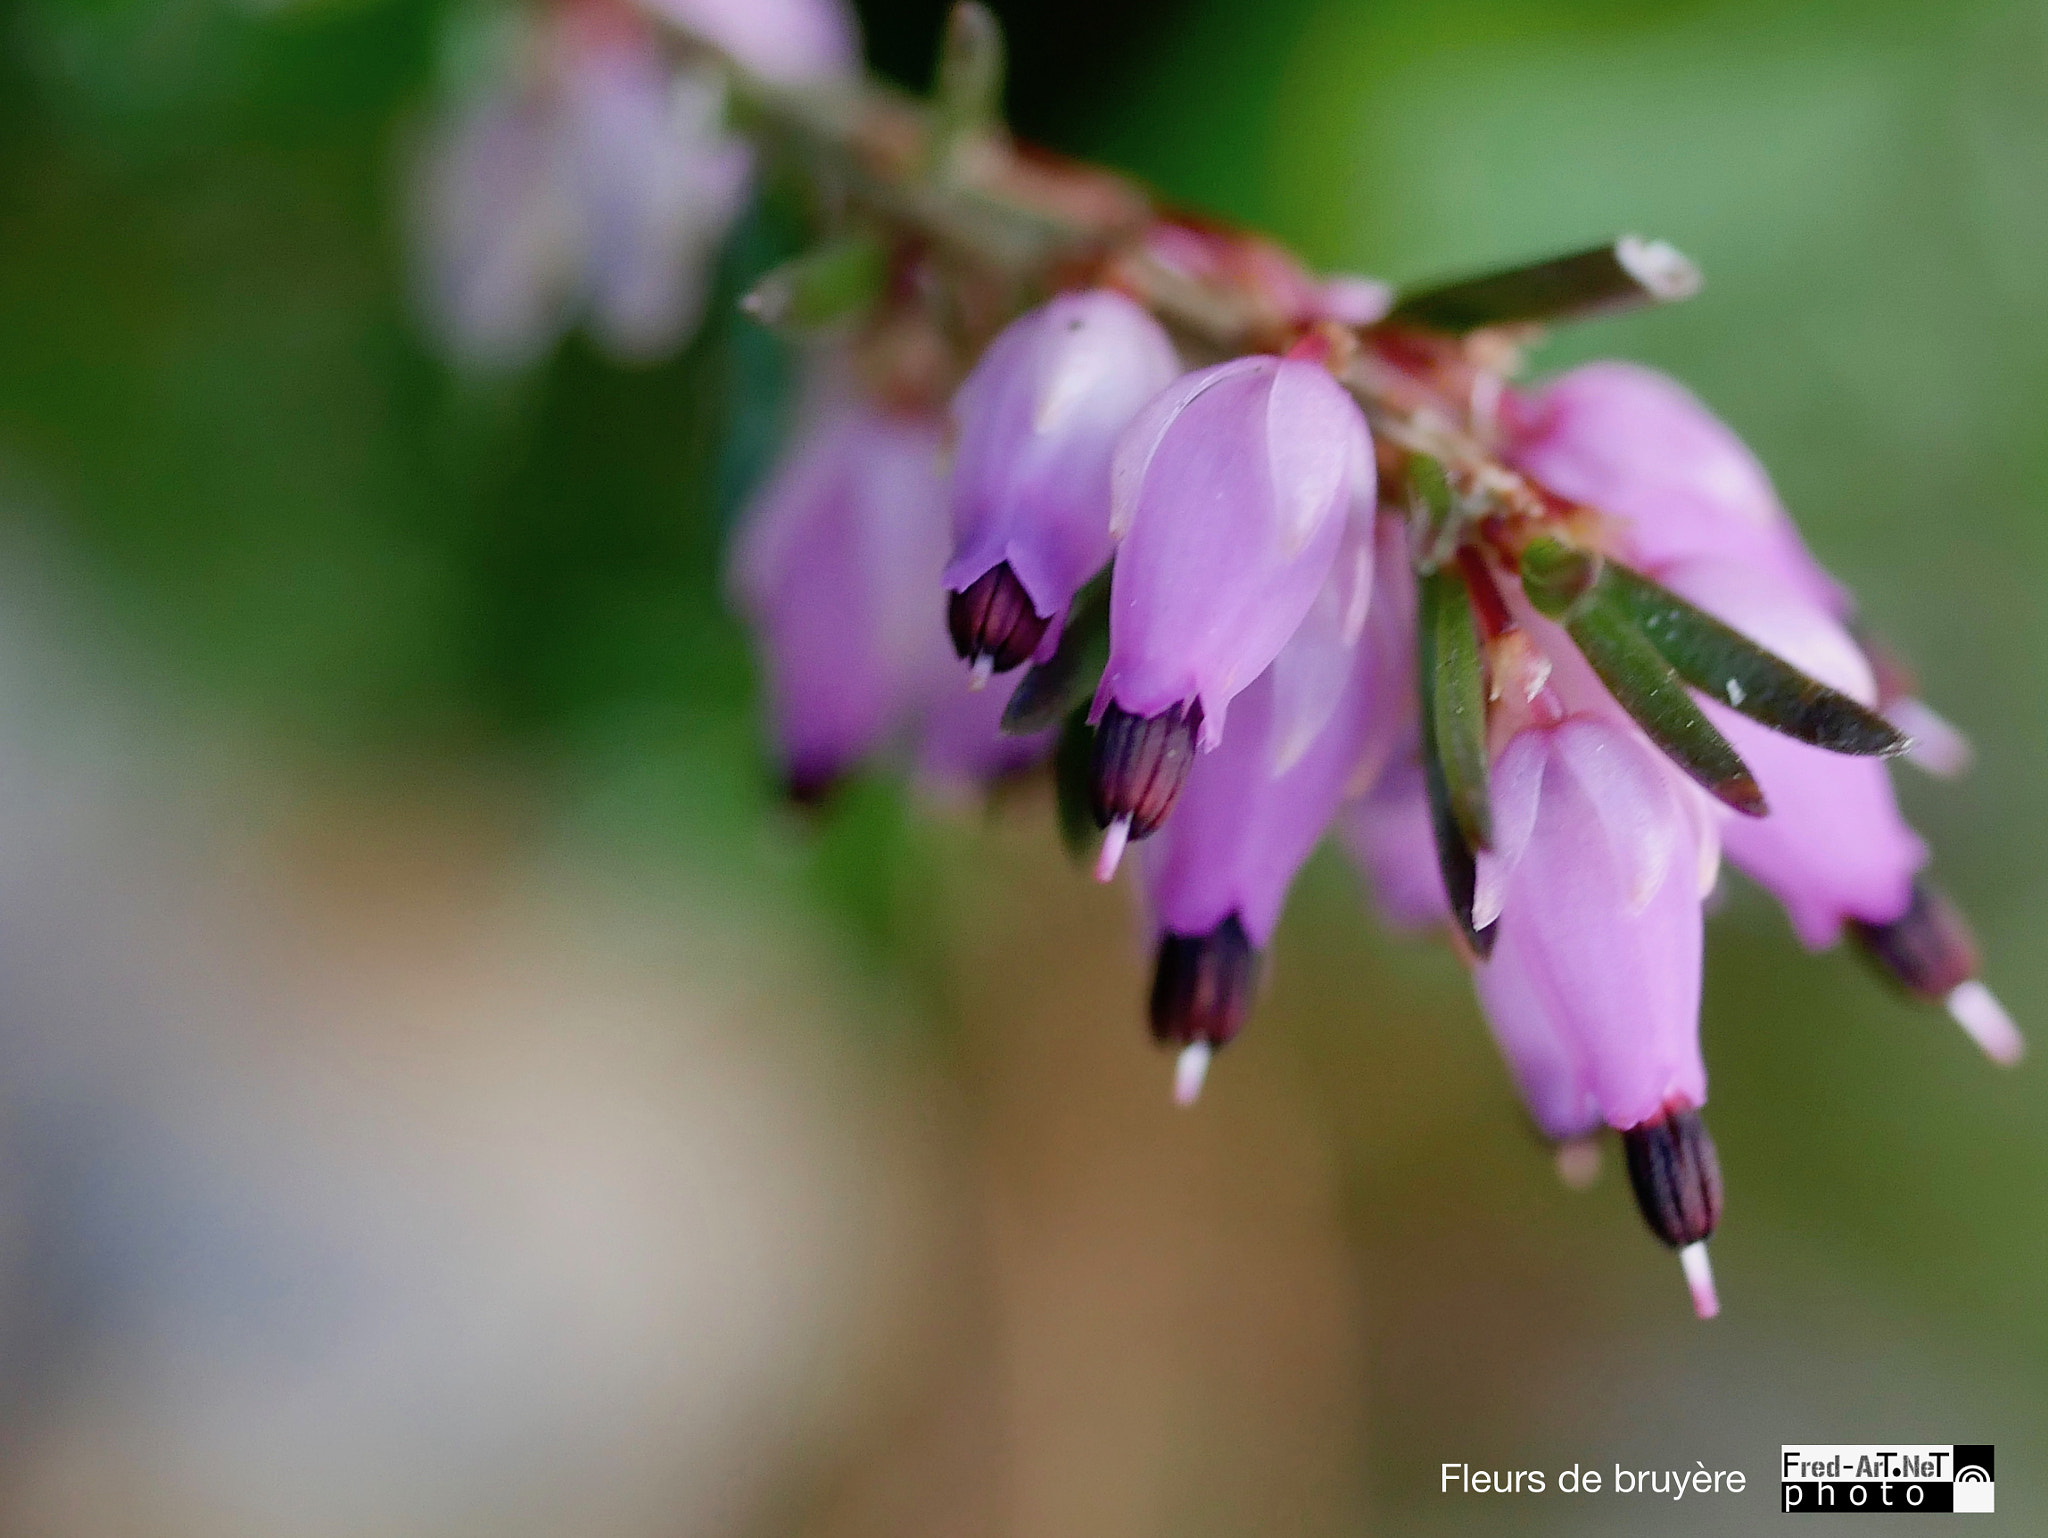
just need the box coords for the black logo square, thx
[1953,1445,1994,1480]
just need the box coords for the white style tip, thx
[1553,1137,1602,1191]
[968,655,995,692]
[1172,1042,1212,1107]
[1094,816,1130,883]
[1887,698,1974,779]
[1679,1242,1719,1320]
[1947,980,2025,1066]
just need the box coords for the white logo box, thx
[1781,1445,1993,1516]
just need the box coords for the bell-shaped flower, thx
[412,9,751,370]
[558,41,751,356]
[731,373,1054,800]
[1470,712,1711,1137]
[728,387,951,797]
[1658,559,2020,1064]
[1469,707,1723,1314]
[1134,519,1393,1098]
[411,69,580,369]
[1089,354,1374,860]
[1505,361,1845,616]
[945,290,1180,677]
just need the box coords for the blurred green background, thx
[0,0,2041,1532]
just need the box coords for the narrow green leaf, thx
[1604,563,1908,757]
[1418,572,1495,956]
[1001,564,1111,735]
[1422,567,1492,849]
[1560,597,1768,817]
[738,233,887,332]
[1053,708,1097,861]
[930,1,1006,167]
[1388,236,1701,334]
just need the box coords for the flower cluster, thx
[407,0,2018,1318]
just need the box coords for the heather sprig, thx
[407,0,2018,1317]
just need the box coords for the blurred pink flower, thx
[413,10,750,369]
[730,371,1051,798]
[1506,360,1846,615]
[635,0,859,85]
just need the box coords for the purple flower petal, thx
[729,386,950,788]
[1473,715,1707,1133]
[1507,360,1846,615]
[945,290,1179,621]
[1096,356,1373,746]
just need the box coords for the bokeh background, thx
[0,0,2041,1532]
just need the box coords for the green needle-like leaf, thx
[1418,569,1496,956]
[1388,236,1701,334]
[1001,564,1112,735]
[1560,596,1767,817]
[1422,567,1492,849]
[931,1,1007,169]
[1605,564,1908,757]
[1521,535,1905,766]
[738,233,888,333]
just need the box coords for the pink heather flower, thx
[1326,527,1440,933]
[634,0,859,85]
[1089,355,1374,868]
[413,12,750,370]
[561,43,751,356]
[730,375,1052,799]
[1099,356,1374,737]
[1134,520,1392,1097]
[729,386,951,796]
[913,659,1054,793]
[1469,710,1721,1314]
[1655,560,2017,1063]
[1471,713,1710,1134]
[1505,361,1846,616]
[412,77,578,370]
[945,291,1180,677]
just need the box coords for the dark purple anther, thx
[1623,1105,1723,1248]
[1848,878,1978,1002]
[1149,914,1259,1105]
[784,764,838,807]
[1623,1104,1724,1319]
[948,561,1051,679]
[1089,699,1203,880]
[1847,879,2022,1063]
